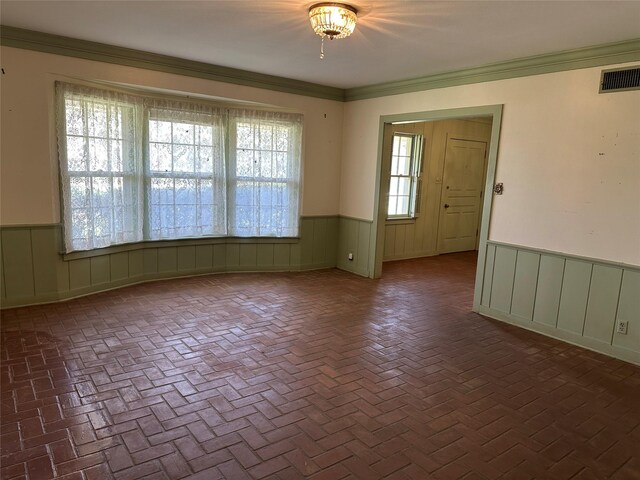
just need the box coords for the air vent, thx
[599,66,640,93]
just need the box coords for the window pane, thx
[88,138,109,172]
[398,177,411,195]
[392,136,400,156]
[93,207,111,239]
[149,120,172,143]
[274,152,287,179]
[401,156,412,175]
[151,178,174,205]
[259,151,273,178]
[237,124,253,149]
[275,127,289,151]
[87,103,108,138]
[398,136,411,156]
[65,99,84,136]
[398,196,409,215]
[172,122,193,144]
[91,177,112,207]
[70,177,90,208]
[389,177,398,196]
[66,137,87,171]
[388,196,398,216]
[236,149,254,177]
[258,125,273,150]
[196,146,214,173]
[173,144,195,173]
[71,208,90,245]
[150,143,172,172]
[175,179,196,205]
[112,177,124,206]
[110,140,124,172]
[390,156,399,176]
[196,124,213,146]
[150,178,175,232]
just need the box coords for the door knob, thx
[444,204,450,209]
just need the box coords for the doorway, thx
[369,105,503,312]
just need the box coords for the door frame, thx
[368,105,503,312]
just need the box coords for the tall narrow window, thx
[387,133,423,218]
[228,110,302,237]
[57,83,142,252]
[146,101,226,240]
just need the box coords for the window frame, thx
[227,115,301,238]
[144,107,227,241]
[386,133,423,220]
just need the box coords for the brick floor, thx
[1,252,639,479]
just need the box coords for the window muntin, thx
[57,82,302,253]
[387,134,422,218]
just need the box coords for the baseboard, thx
[478,305,640,366]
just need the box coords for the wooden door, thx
[437,138,487,253]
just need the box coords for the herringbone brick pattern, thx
[2,252,639,479]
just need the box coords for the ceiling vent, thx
[599,66,640,93]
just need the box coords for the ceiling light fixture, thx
[308,2,357,59]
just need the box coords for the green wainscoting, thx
[5,221,638,367]
[479,241,640,365]
[0,216,340,308]
[336,216,373,277]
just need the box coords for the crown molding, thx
[0,25,345,102]
[344,39,640,101]
[2,25,639,103]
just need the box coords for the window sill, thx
[385,217,417,226]
[63,236,300,261]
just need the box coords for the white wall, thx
[0,46,344,224]
[341,63,640,266]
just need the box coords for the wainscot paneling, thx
[479,241,640,365]
[0,216,339,308]
[337,216,372,277]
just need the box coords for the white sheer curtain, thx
[228,109,302,237]
[57,82,303,253]
[56,82,143,253]
[145,99,226,240]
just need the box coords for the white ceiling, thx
[1,1,639,89]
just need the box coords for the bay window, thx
[56,82,303,253]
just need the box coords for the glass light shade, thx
[308,3,357,39]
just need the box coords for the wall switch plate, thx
[348,253,354,261]
[616,321,628,335]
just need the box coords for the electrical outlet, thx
[616,321,628,335]
[348,252,353,261]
